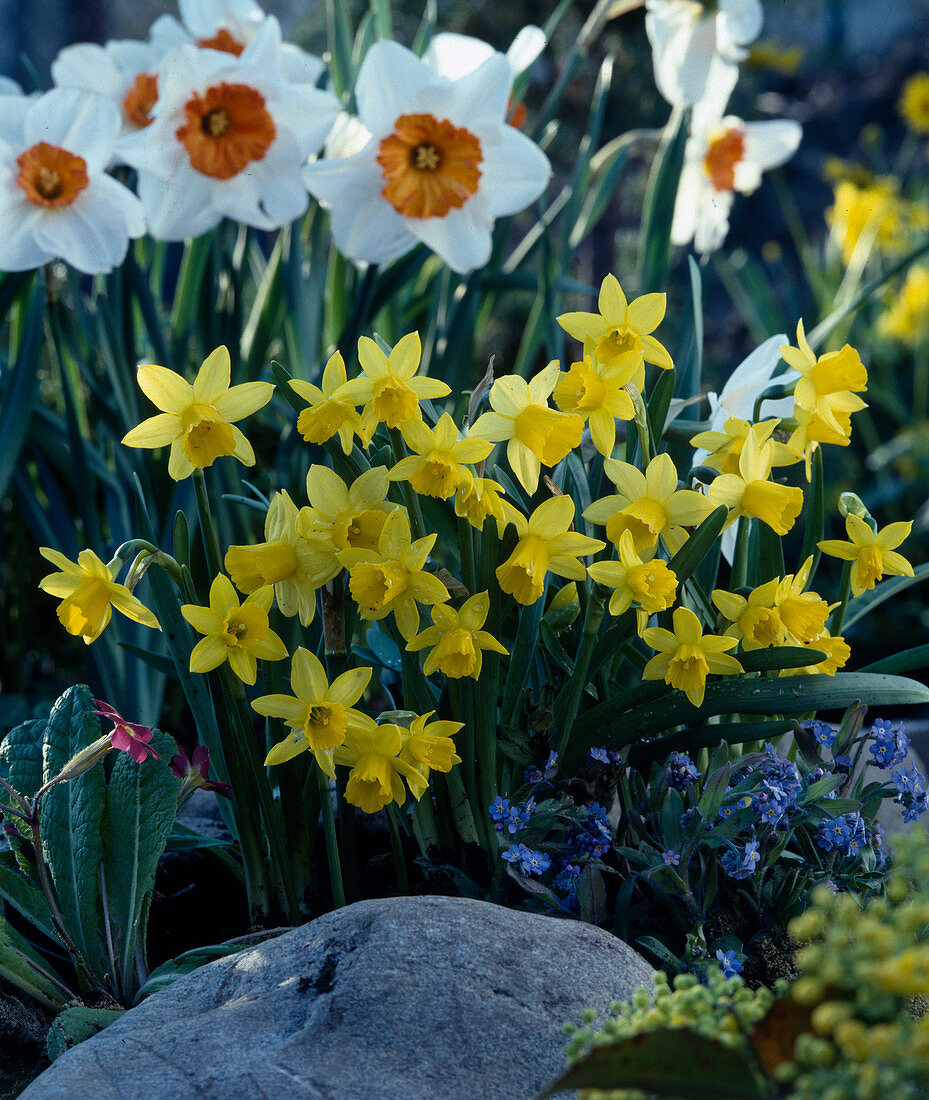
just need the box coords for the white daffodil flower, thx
[0,77,22,96]
[645,0,763,109]
[150,0,325,86]
[119,18,339,240]
[51,38,168,148]
[302,41,551,275]
[0,88,145,274]
[671,99,802,255]
[423,26,546,82]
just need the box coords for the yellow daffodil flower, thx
[454,476,510,533]
[587,529,678,623]
[772,558,831,646]
[397,712,464,799]
[121,345,274,480]
[708,423,804,535]
[557,273,672,374]
[818,514,914,597]
[38,547,160,644]
[406,592,508,679]
[224,490,336,626]
[469,361,585,494]
[297,466,396,555]
[253,648,376,769]
[826,179,922,266]
[338,508,449,640]
[878,266,929,346]
[780,321,867,468]
[290,350,370,454]
[181,576,287,685]
[340,332,450,433]
[552,353,637,457]
[899,72,929,134]
[496,495,605,606]
[642,606,743,708]
[790,629,850,676]
[388,413,493,499]
[689,416,800,476]
[332,715,461,813]
[584,452,714,558]
[712,579,787,650]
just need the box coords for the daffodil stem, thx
[318,768,346,908]
[730,518,752,591]
[193,469,224,581]
[222,667,300,922]
[555,584,607,761]
[475,527,502,836]
[388,427,428,543]
[336,771,360,903]
[830,560,854,636]
[458,516,477,596]
[449,679,479,833]
[386,807,410,895]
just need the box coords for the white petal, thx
[478,126,550,216]
[137,168,219,241]
[148,14,192,52]
[0,77,22,96]
[438,53,512,129]
[506,27,547,76]
[180,0,263,38]
[670,161,703,246]
[693,189,734,256]
[355,41,444,136]
[409,199,493,275]
[716,334,789,424]
[718,0,764,51]
[238,15,283,75]
[0,188,50,270]
[737,120,802,192]
[424,33,497,82]
[51,43,123,99]
[0,96,28,149]
[32,192,131,275]
[280,43,326,86]
[269,84,341,159]
[25,89,119,174]
[720,520,737,564]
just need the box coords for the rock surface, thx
[21,894,653,1100]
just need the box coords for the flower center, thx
[16,142,89,208]
[856,545,884,590]
[703,127,746,192]
[123,72,159,128]
[669,647,709,693]
[372,377,419,427]
[180,406,237,468]
[596,326,641,367]
[177,82,276,180]
[411,452,459,499]
[377,112,482,219]
[350,560,409,611]
[197,28,246,56]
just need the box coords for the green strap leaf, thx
[860,644,929,676]
[638,109,689,295]
[102,729,181,1000]
[40,685,107,975]
[842,562,929,629]
[539,1026,767,1098]
[0,851,61,944]
[0,280,43,504]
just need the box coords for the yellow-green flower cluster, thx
[781,832,929,1099]
[563,969,775,1100]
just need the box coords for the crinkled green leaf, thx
[40,685,107,975]
[0,913,70,1010]
[102,728,180,997]
[539,1026,767,1098]
[47,1006,125,1061]
[0,716,45,801]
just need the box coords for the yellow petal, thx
[627,292,666,334]
[265,733,309,766]
[193,346,231,405]
[292,647,330,702]
[137,364,192,414]
[190,635,228,674]
[214,380,275,422]
[597,274,628,323]
[122,413,181,449]
[390,331,423,379]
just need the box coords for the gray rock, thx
[21,895,652,1100]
